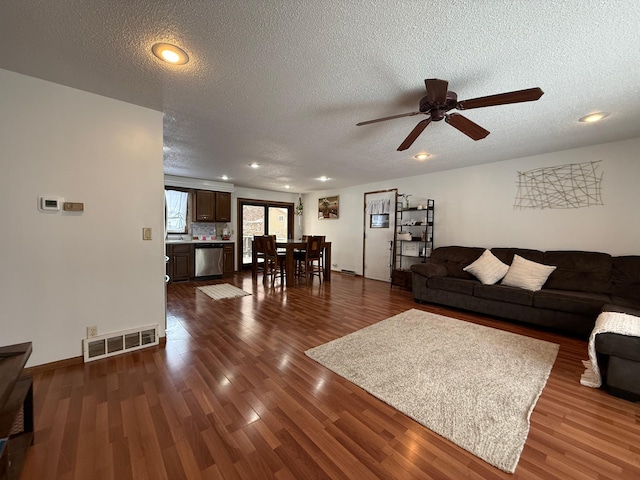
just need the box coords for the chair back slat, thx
[253,235,265,254]
[263,235,278,256]
[305,236,323,260]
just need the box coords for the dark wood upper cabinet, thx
[215,192,231,222]
[193,190,215,222]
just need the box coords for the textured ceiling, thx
[2,1,640,192]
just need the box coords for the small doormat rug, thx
[196,284,251,300]
[305,309,559,473]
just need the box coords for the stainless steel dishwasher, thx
[194,243,224,277]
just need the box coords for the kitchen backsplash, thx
[191,222,231,238]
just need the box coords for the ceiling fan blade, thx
[356,111,422,126]
[457,87,543,110]
[425,78,449,104]
[397,118,431,151]
[445,113,489,140]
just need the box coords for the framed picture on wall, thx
[318,196,339,219]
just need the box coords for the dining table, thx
[251,238,332,287]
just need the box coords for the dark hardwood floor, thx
[21,272,640,479]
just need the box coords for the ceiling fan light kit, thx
[357,78,544,151]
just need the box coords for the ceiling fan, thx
[356,79,544,151]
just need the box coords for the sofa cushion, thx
[611,256,640,301]
[473,284,534,306]
[430,246,485,279]
[411,262,448,278]
[491,248,544,265]
[427,276,477,295]
[543,251,612,294]
[463,249,509,285]
[501,255,557,291]
[533,289,610,316]
[603,304,640,316]
[596,333,640,362]
[609,296,640,311]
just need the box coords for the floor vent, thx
[340,269,357,276]
[83,324,159,362]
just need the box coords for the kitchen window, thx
[165,189,188,233]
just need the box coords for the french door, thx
[238,199,294,269]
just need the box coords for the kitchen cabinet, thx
[167,244,194,282]
[192,190,231,222]
[215,192,231,222]
[193,190,215,222]
[223,244,234,276]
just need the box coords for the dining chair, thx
[293,235,309,277]
[263,235,286,286]
[253,235,266,281]
[297,235,324,284]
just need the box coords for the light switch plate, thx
[142,227,152,240]
[63,202,84,212]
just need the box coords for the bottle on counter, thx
[212,225,217,240]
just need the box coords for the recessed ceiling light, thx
[318,176,330,182]
[579,112,609,123]
[151,43,189,65]
[249,162,260,169]
[414,153,431,161]
[220,175,229,181]
[284,185,291,189]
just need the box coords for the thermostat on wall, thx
[38,196,63,211]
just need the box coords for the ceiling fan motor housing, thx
[419,91,458,121]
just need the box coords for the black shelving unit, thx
[391,198,434,289]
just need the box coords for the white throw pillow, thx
[501,254,557,291]
[463,249,509,285]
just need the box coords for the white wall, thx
[0,69,165,367]
[304,138,640,275]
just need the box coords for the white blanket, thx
[581,311,640,388]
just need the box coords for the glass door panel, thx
[242,205,265,265]
[268,206,288,241]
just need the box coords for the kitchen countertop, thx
[165,239,235,244]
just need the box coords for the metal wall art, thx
[514,160,603,209]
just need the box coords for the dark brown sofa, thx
[596,305,640,401]
[410,246,640,337]
[411,246,640,400]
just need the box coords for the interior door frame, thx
[237,198,294,270]
[362,188,397,280]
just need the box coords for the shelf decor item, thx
[398,193,412,210]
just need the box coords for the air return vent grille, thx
[83,324,159,362]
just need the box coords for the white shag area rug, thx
[196,284,251,300]
[305,309,559,473]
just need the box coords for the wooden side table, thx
[0,342,33,480]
